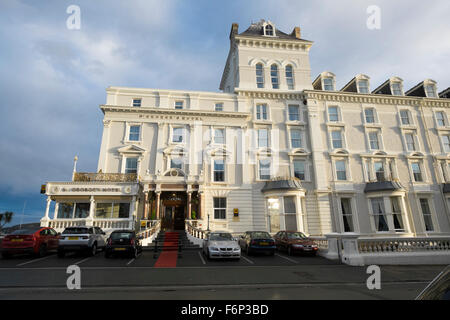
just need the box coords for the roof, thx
[238,20,311,42]
[439,87,450,99]
[261,179,303,192]
[364,181,404,193]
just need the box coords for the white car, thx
[202,231,241,260]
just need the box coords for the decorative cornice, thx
[234,36,312,51]
[235,89,303,100]
[100,105,251,121]
[303,90,450,108]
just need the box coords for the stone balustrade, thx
[73,172,137,182]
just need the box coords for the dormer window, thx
[391,82,403,96]
[425,84,437,98]
[358,80,369,93]
[264,24,274,36]
[323,78,334,91]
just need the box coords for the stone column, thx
[198,192,202,220]
[86,196,95,227]
[144,191,149,220]
[54,202,59,219]
[155,192,161,219]
[41,196,51,227]
[129,196,136,229]
[187,192,192,220]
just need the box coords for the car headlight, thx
[210,247,219,251]
[311,245,318,248]
[233,247,240,251]
[293,244,304,248]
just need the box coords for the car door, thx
[281,232,289,250]
[47,228,59,249]
[39,229,49,248]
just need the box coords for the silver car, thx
[202,231,241,260]
[58,226,107,257]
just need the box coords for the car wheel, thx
[1,252,12,259]
[57,250,65,258]
[37,244,47,257]
[90,243,97,257]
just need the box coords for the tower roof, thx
[238,19,311,42]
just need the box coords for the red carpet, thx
[154,232,179,268]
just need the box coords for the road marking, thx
[16,255,53,267]
[241,255,254,264]
[74,257,90,265]
[275,253,298,264]
[197,251,206,265]
[127,258,135,266]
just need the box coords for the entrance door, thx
[173,206,185,230]
[162,207,174,230]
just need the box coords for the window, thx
[213,159,225,182]
[293,160,305,180]
[411,163,423,182]
[283,196,298,231]
[391,83,403,96]
[172,127,185,143]
[214,128,225,144]
[371,198,389,232]
[374,162,385,181]
[95,203,130,219]
[213,197,226,219]
[256,64,264,88]
[285,65,294,90]
[335,160,347,181]
[288,105,300,121]
[365,108,375,123]
[436,111,446,126]
[400,110,410,125]
[267,198,280,233]
[57,202,74,219]
[265,24,274,36]
[390,197,404,232]
[129,125,140,141]
[358,80,369,93]
[328,106,339,122]
[340,198,354,232]
[290,129,303,148]
[270,65,279,89]
[125,158,138,174]
[256,104,268,120]
[215,103,223,111]
[132,99,141,107]
[331,130,343,149]
[259,159,271,180]
[442,135,450,152]
[258,129,269,148]
[405,133,416,151]
[419,198,434,231]
[170,158,182,169]
[174,101,183,109]
[369,132,380,150]
[323,78,334,91]
[425,85,436,98]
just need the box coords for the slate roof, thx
[364,181,404,193]
[238,20,311,42]
[261,179,303,192]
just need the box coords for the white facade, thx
[41,20,450,243]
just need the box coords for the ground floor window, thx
[95,202,130,219]
[213,197,226,219]
[267,198,280,233]
[370,197,389,232]
[57,202,89,219]
[390,196,405,232]
[369,196,408,233]
[340,198,354,232]
[284,196,297,231]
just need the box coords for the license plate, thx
[259,242,269,246]
[68,237,79,240]
[11,239,23,242]
[304,248,312,251]
[114,248,126,251]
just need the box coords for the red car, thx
[273,231,318,256]
[1,227,59,258]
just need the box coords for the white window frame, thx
[255,103,269,121]
[212,158,226,183]
[213,197,227,220]
[174,101,184,110]
[364,108,377,124]
[290,128,304,149]
[434,110,448,127]
[323,77,335,91]
[337,196,358,233]
[410,161,424,183]
[124,157,138,174]
[399,109,412,126]
[357,79,370,94]
[171,126,186,144]
[367,130,382,151]
[213,127,225,145]
[334,158,349,181]
[440,134,450,153]
[258,158,272,181]
[125,123,142,143]
[257,128,270,148]
[256,63,265,88]
[425,84,437,98]
[330,129,345,150]
[287,104,301,122]
[285,65,294,90]
[391,82,403,96]
[367,195,409,234]
[292,159,307,181]
[417,197,438,233]
[132,98,142,107]
[327,106,341,122]
[270,64,279,89]
[403,131,419,152]
[215,103,224,112]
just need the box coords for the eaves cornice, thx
[235,89,303,100]
[303,90,450,108]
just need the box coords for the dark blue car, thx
[239,231,276,256]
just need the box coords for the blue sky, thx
[0,0,449,227]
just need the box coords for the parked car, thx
[1,227,59,258]
[273,231,318,256]
[239,231,276,256]
[416,265,450,300]
[105,230,142,258]
[57,226,106,257]
[202,231,241,260]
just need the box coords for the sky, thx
[0,0,449,227]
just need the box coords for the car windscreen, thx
[287,232,307,239]
[250,232,271,239]
[110,232,133,240]
[10,228,41,235]
[62,228,90,234]
[209,233,233,241]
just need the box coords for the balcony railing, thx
[73,172,137,182]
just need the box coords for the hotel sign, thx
[63,187,122,192]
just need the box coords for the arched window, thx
[285,65,294,90]
[271,64,279,89]
[265,24,274,36]
[256,63,264,88]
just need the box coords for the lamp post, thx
[207,214,210,231]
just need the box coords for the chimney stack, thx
[230,23,239,40]
[292,26,301,39]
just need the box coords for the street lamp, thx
[207,214,210,231]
